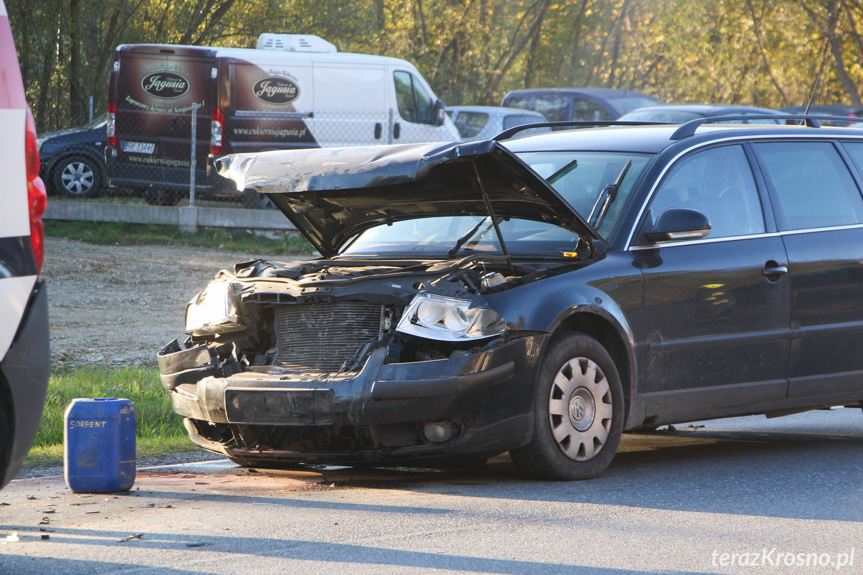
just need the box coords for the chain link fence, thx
[91,106,460,209]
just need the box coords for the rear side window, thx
[502,114,542,131]
[453,112,489,138]
[571,97,613,122]
[647,145,765,239]
[753,142,863,231]
[532,95,570,122]
[394,71,434,124]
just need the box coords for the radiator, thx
[273,302,384,372]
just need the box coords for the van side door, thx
[389,68,459,143]
[309,62,388,147]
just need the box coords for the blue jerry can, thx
[64,398,136,493]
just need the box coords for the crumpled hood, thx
[216,140,600,257]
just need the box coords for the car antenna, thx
[472,159,514,272]
[803,40,830,117]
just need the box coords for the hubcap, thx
[61,161,95,195]
[548,357,613,461]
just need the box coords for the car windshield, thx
[516,151,653,238]
[339,215,584,258]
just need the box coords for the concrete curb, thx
[45,201,296,232]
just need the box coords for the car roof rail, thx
[668,114,863,140]
[493,120,662,141]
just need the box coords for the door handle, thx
[762,263,788,279]
[374,122,382,139]
[393,122,401,139]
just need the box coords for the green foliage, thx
[32,366,188,457]
[45,220,316,256]
[8,0,863,133]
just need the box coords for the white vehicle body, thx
[0,0,50,490]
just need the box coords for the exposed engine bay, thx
[160,254,573,386]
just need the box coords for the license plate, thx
[123,141,155,154]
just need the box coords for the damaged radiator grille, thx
[273,302,384,372]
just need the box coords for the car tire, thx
[52,155,100,198]
[143,189,182,206]
[510,332,623,480]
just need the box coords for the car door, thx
[631,144,791,419]
[752,140,863,401]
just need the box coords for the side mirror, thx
[643,208,711,243]
[434,99,446,126]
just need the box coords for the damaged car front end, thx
[157,139,618,474]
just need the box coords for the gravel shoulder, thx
[24,236,307,476]
[44,236,299,368]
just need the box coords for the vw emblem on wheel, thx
[570,396,587,422]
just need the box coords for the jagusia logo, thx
[141,71,190,99]
[253,76,300,104]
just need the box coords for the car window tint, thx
[648,145,765,239]
[393,71,416,122]
[413,78,434,124]
[394,71,434,125]
[532,96,570,122]
[754,141,863,230]
[454,112,489,138]
[502,114,542,131]
[571,98,613,122]
[839,142,863,180]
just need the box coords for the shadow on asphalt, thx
[132,423,863,523]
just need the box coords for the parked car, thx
[779,105,863,126]
[618,104,784,124]
[502,87,661,122]
[447,105,548,140]
[157,114,863,480]
[38,115,107,198]
[0,0,50,490]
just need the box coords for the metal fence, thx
[91,105,459,209]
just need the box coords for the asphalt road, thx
[1,409,861,575]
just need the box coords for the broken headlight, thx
[396,294,506,342]
[185,280,244,336]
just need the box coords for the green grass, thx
[45,219,315,256]
[25,366,193,468]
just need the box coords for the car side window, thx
[753,141,863,231]
[532,95,570,122]
[646,145,765,240]
[571,97,613,122]
[454,112,489,138]
[393,71,435,125]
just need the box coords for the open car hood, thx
[216,140,601,257]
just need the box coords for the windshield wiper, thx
[587,160,632,230]
[448,216,492,257]
[547,159,578,184]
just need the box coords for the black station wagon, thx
[158,116,863,480]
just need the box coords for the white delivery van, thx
[106,34,460,205]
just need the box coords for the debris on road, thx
[118,533,143,543]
